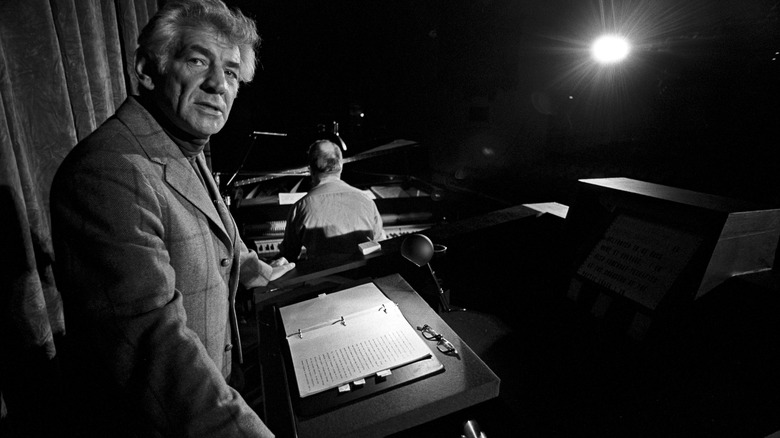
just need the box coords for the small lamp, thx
[401,234,465,313]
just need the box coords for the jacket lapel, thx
[115,98,231,246]
[166,158,231,241]
[196,153,237,245]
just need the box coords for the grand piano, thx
[224,139,506,258]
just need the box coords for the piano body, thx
[226,139,502,258]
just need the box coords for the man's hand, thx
[269,257,290,267]
[269,257,295,280]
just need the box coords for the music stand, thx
[401,234,466,313]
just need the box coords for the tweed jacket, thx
[51,96,274,437]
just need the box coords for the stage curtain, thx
[0,0,157,435]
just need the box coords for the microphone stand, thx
[222,131,287,207]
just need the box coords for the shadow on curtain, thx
[0,0,157,435]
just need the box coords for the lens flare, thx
[591,35,631,63]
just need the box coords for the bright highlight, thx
[591,35,631,64]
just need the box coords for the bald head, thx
[307,140,343,177]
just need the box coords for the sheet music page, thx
[577,214,702,310]
[278,192,307,205]
[280,282,434,398]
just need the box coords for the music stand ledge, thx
[255,274,501,438]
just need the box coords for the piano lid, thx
[233,139,420,188]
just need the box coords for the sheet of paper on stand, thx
[279,282,438,398]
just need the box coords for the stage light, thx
[591,35,631,64]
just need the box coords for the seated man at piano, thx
[277,139,385,261]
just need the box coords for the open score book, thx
[279,282,437,398]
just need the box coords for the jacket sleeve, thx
[278,203,303,262]
[372,203,386,241]
[51,147,273,438]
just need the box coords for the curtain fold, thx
[51,0,99,140]
[1,0,72,355]
[0,57,58,356]
[103,1,130,108]
[116,0,144,96]
[0,0,158,432]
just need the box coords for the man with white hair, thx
[50,1,292,436]
[278,139,385,262]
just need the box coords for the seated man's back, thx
[278,140,384,261]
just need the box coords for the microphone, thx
[251,131,287,137]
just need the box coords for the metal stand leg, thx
[428,263,466,313]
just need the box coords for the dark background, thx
[212,0,779,206]
[210,2,780,436]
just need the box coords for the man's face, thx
[154,28,241,139]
